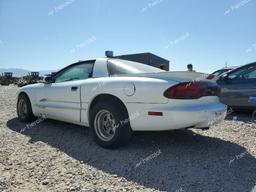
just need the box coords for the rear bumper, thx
[126,100,227,131]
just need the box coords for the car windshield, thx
[107,59,164,76]
[212,69,230,76]
[212,70,224,76]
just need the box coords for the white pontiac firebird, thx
[17,58,227,148]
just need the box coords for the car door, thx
[37,61,95,123]
[218,65,256,108]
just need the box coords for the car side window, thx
[243,67,256,79]
[228,68,247,79]
[228,66,256,81]
[55,62,94,83]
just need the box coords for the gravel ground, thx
[0,85,256,192]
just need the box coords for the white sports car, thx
[17,57,227,148]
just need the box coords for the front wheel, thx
[17,94,36,122]
[90,102,132,149]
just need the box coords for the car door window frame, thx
[228,66,255,79]
[242,67,256,80]
[52,60,95,83]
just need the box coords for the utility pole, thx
[225,61,228,68]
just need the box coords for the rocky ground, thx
[0,85,256,192]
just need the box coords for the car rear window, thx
[107,59,163,76]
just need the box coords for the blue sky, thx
[0,0,255,73]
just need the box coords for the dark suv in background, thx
[216,62,256,110]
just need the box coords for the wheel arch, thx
[88,94,129,126]
[17,91,34,114]
[18,91,30,99]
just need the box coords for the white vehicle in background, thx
[16,56,227,148]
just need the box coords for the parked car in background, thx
[207,67,237,80]
[216,62,256,110]
[16,57,227,148]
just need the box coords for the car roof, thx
[51,57,127,77]
[226,61,256,74]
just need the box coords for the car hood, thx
[19,83,44,90]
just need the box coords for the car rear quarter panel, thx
[80,77,178,124]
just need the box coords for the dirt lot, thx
[0,85,256,192]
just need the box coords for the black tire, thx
[90,102,132,149]
[17,93,36,122]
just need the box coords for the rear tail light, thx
[163,81,221,99]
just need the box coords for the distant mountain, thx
[0,68,56,77]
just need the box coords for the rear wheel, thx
[90,102,132,149]
[17,94,36,122]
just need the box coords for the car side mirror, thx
[44,76,54,83]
